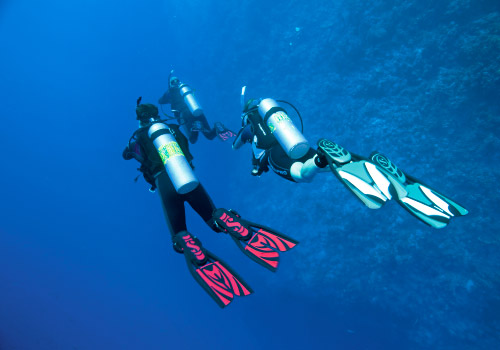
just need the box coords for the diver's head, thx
[240,86,260,111]
[242,98,261,119]
[243,98,260,113]
[240,98,261,126]
[169,76,180,88]
[136,103,159,127]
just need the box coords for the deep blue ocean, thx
[1,0,499,349]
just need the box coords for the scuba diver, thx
[123,98,297,308]
[233,87,468,229]
[158,71,236,144]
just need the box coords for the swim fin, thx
[370,152,468,228]
[214,122,237,141]
[173,231,253,308]
[212,208,298,272]
[317,139,407,209]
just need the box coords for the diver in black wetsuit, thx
[233,88,468,229]
[158,71,235,144]
[233,96,330,182]
[122,100,297,308]
[123,102,216,238]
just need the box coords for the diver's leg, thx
[180,111,199,144]
[268,147,324,183]
[159,177,253,307]
[199,114,217,140]
[185,183,217,226]
[189,130,199,144]
[182,122,194,143]
[290,149,329,183]
[155,171,187,237]
[267,146,296,182]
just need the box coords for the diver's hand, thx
[251,165,265,177]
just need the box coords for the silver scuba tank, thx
[258,98,310,159]
[148,122,199,194]
[179,84,203,117]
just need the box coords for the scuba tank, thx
[258,98,310,159]
[179,83,203,117]
[148,122,199,194]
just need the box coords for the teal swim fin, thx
[370,152,468,228]
[317,139,407,209]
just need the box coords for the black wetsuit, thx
[123,123,216,237]
[240,110,317,182]
[268,146,317,182]
[159,87,217,144]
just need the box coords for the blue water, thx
[1,0,499,349]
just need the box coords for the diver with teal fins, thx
[158,70,236,144]
[233,87,467,228]
[123,100,296,308]
[369,152,468,228]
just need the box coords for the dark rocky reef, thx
[182,1,500,348]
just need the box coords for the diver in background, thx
[158,71,235,144]
[233,87,468,229]
[123,99,297,308]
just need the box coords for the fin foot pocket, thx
[370,152,406,184]
[213,208,298,272]
[215,209,252,240]
[173,231,253,308]
[317,139,351,164]
[173,232,208,265]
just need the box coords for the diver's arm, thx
[232,124,253,150]
[122,145,134,160]
[122,140,145,163]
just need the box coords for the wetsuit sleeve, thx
[122,140,145,163]
[123,145,133,160]
[233,124,253,150]
[134,138,157,189]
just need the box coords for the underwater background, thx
[1,0,499,349]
